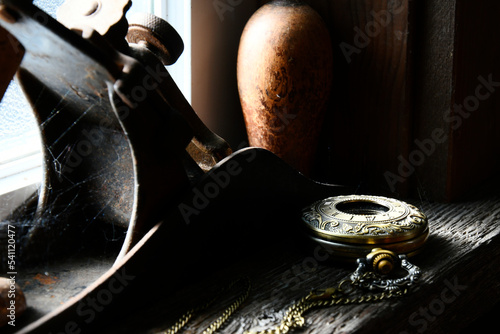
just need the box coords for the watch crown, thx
[373,253,394,275]
[367,248,397,275]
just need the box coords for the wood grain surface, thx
[101,186,500,334]
[238,1,333,175]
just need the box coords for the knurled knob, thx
[126,12,184,65]
[373,253,395,275]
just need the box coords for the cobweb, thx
[0,0,130,272]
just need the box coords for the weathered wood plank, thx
[316,0,411,193]
[101,190,500,333]
[445,0,500,200]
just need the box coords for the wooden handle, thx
[237,0,333,175]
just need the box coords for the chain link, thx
[159,251,420,334]
[159,277,251,334]
[202,282,251,334]
[244,273,409,334]
[245,252,421,334]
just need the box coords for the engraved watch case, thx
[302,195,429,259]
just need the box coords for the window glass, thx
[0,0,65,159]
[0,1,152,151]
[0,0,163,193]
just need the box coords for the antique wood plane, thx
[0,1,351,332]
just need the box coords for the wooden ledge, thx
[99,191,500,334]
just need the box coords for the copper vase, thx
[237,0,333,175]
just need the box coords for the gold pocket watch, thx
[301,195,429,260]
[244,195,429,334]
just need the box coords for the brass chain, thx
[159,251,419,334]
[244,273,409,334]
[244,250,421,334]
[202,282,251,334]
[159,277,251,334]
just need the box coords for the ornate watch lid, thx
[301,195,429,259]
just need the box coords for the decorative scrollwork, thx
[350,254,422,292]
[302,195,428,243]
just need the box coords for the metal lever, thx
[57,0,233,172]
[125,12,233,172]
[56,0,131,51]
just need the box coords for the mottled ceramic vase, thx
[237,0,333,175]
